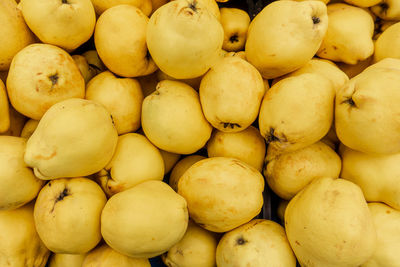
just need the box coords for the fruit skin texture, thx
[162,221,218,267]
[317,3,375,64]
[265,141,342,200]
[101,180,189,258]
[207,126,266,171]
[0,0,35,71]
[82,243,151,267]
[0,136,44,210]
[141,80,212,154]
[6,43,85,120]
[178,157,264,233]
[96,133,165,197]
[245,0,328,79]
[94,5,157,77]
[362,203,400,267]
[259,73,335,155]
[24,98,118,180]
[146,0,224,79]
[0,79,10,133]
[19,0,96,51]
[340,145,400,210]
[199,56,265,133]
[216,219,296,267]
[285,177,377,267]
[91,0,152,16]
[0,202,50,267]
[374,22,400,62]
[169,155,206,191]
[85,71,144,135]
[335,58,400,154]
[33,178,107,254]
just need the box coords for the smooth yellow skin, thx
[86,71,144,134]
[91,0,152,16]
[345,0,382,7]
[340,145,400,210]
[20,0,96,51]
[335,59,400,154]
[0,0,35,71]
[6,44,85,120]
[24,98,118,180]
[95,5,157,77]
[245,0,328,79]
[220,8,250,52]
[200,56,265,133]
[362,203,400,267]
[101,180,189,258]
[147,0,224,79]
[207,126,266,171]
[169,155,206,191]
[285,177,377,267]
[20,119,38,139]
[0,80,9,133]
[0,203,50,267]
[371,0,400,20]
[48,253,86,267]
[162,221,218,267]
[82,244,151,267]
[142,80,212,154]
[0,105,26,137]
[178,157,264,232]
[317,3,375,64]
[0,136,44,210]
[265,141,341,200]
[374,22,400,62]
[34,178,107,254]
[273,58,349,93]
[159,149,181,174]
[97,133,165,197]
[259,73,335,155]
[217,219,296,267]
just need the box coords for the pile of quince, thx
[1,0,400,266]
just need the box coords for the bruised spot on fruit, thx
[229,34,239,43]
[236,236,248,245]
[176,249,183,255]
[48,73,59,88]
[221,122,241,129]
[61,0,69,4]
[34,150,57,160]
[295,240,301,246]
[312,16,320,25]
[110,114,115,125]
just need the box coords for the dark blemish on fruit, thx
[110,114,115,125]
[56,188,69,203]
[48,73,59,88]
[62,0,69,4]
[312,16,320,25]
[176,249,183,255]
[221,122,241,129]
[36,72,42,76]
[236,236,248,245]
[333,45,338,50]
[48,182,51,187]
[266,127,281,144]
[341,97,357,108]
[386,210,391,214]
[229,34,239,43]
[188,0,197,12]
[295,240,301,245]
